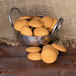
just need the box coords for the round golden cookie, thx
[27,53,41,61]
[14,19,29,31]
[34,27,49,36]
[26,47,41,53]
[52,43,67,52]
[18,16,32,20]
[29,20,43,27]
[20,27,32,36]
[41,46,57,64]
[32,17,41,20]
[49,18,58,30]
[42,44,52,50]
[42,45,59,55]
[41,16,53,28]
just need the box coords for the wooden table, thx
[0,44,76,76]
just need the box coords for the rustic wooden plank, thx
[0,44,76,57]
[66,46,76,55]
[0,44,27,57]
[0,55,76,76]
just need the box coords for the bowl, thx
[9,7,63,46]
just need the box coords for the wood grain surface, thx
[0,44,76,76]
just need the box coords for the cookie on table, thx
[42,44,52,49]
[18,16,32,20]
[27,53,41,61]
[42,44,59,55]
[14,19,29,31]
[41,46,57,64]
[29,20,43,27]
[34,27,49,36]
[20,27,32,36]
[32,16,41,21]
[52,43,67,52]
[26,47,41,53]
[49,18,58,30]
[41,16,53,28]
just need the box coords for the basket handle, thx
[51,17,64,35]
[9,7,22,27]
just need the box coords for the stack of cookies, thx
[14,15,67,64]
[26,43,67,64]
[14,15,58,37]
